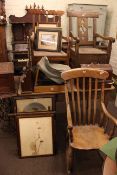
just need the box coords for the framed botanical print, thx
[36,27,62,52]
[17,112,54,157]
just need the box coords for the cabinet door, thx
[0,27,8,62]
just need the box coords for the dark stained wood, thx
[0,62,15,94]
[0,0,8,62]
[9,4,68,77]
[67,11,99,18]
[25,5,69,65]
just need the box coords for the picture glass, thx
[38,31,58,51]
[19,116,53,157]
[16,98,52,112]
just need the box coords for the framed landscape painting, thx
[36,27,62,52]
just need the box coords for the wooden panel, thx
[0,0,8,62]
[0,26,8,62]
[0,74,15,94]
[0,62,14,74]
[34,85,65,93]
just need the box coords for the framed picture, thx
[17,112,54,157]
[38,24,57,28]
[15,95,54,113]
[36,27,62,52]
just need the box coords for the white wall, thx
[5,0,117,74]
[5,0,109,50]
[105,0,117,75]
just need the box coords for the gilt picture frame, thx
[17,112,54,157]
[36,27,62,52]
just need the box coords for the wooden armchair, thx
[61,68,117,174]
[67,11,115,68]
[28,6,70,65]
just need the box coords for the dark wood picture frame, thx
[14,94,55,113]
[36,27,62,52]
[17,112,55,158]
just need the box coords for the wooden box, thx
[0,62,15,94]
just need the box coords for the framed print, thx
[17,113,54,157]
[15,95,54,113]
[36,27,62,52]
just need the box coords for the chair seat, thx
[33,51,67,57]
[71,47,107,54]
[71,125,109,150]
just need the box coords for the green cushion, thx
[100,137,117,161]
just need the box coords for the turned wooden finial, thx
[25,5,28,10]
[30,5,32,9]
[34,3,36,9]
[41,5,44,10]
[37,5,40,9]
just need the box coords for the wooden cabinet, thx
[9,5,64,74]
[68,3,107,37]
[9,18,32,73]
[0,0,8,62]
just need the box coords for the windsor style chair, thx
[61,68,117,174]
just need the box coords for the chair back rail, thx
[67,11,99,46]
[62,68,109,126]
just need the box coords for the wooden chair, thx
[67,11,115,68]
[28,5,70,66]
[61,68,117,174]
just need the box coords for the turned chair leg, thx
[66,146,73,174]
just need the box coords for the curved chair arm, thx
[95,33,115,60]
[69,31,80,43]
[95,33,115,43]
[69,32,80,55]
[62,36,69,42]
[101,101,117,125]
[62,36,70,51]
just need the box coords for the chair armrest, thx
[62,36,69,42]
[101,101,117,125]
[69,32,80,43]
[69,32,80,55]
[62,36,70,50]
[95,33,115,43]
